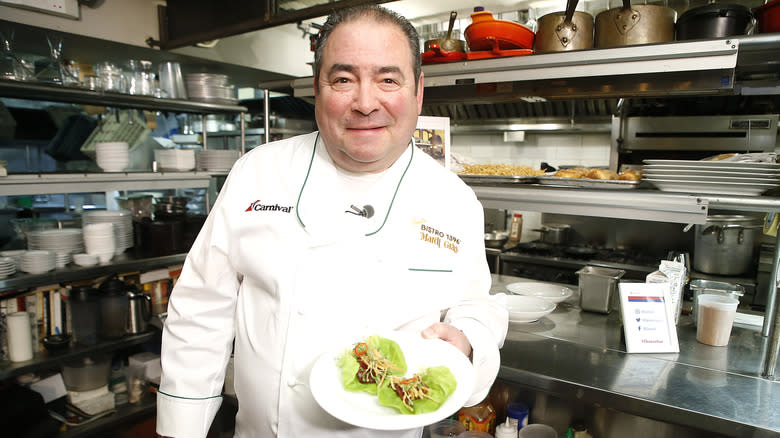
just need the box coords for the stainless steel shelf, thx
[0,79,248,114]
[0,172,213,196]
[0,331,157,381]
[471,185,712,224]
[491,274,779,437]
[0,253,187,295]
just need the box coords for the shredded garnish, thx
[388,373,439,412]
[352,340,403,388]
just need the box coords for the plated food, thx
[309,331,474,430]
[553,167,641,181]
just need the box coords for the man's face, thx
[314,18,424,173]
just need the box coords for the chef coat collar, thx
[295,133,415,237]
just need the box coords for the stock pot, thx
[693,215,762,275]
[535,0,594,53]
[594,0,675,48]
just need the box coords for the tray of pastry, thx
[536,168,641,189]
[459,174,540,185]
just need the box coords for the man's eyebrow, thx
[377,65,403,76]
[326,63,356,77]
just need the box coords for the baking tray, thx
[458,174,540,184]
[643,177,779,196]
[536,175,640,189]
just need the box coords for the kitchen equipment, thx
[116,194,154,220]
[127,290,152,334]
[424,11,466,53]
[139,219,184,257]
[594,0,675,48]
[533,224,571,245]
[690,279,744,322]
[693,215,762,275]
[98,278,130,339]
[465,8,535,51]
[535,0,594,53]
[69,285,100,345]
[485,230,509,248]
[421,43,468,64]
[676,4,753,41]
[755,0,780,33]
[576,266,625,313]
[126,60,155,96]
[61,355,111,391]
[158,61,187,99]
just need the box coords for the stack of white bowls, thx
[0,257,17,279]
[96,141,130,172]
[155,149,196,171]
[197,150,240,172]
[82,210,133,255]
[20,250,56,274]
[82,223,116,263]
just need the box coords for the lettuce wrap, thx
[338,335,407,395]
[376,366,457,415]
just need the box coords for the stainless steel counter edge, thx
[492,274,779,437]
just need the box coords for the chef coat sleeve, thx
[156,168,241,438]
[444,193,508,407]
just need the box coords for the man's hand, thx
[421,323,472,359]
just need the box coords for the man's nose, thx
[352,82,379,115]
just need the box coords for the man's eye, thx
[379,78,401,89]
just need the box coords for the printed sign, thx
[619,282,680,353]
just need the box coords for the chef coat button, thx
[287,377,297,387]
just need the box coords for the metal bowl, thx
[485,231,509,248]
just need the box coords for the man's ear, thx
[416,72,424,115]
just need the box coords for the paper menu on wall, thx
[619,282,680,353]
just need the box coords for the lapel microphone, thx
[345,204,374,218]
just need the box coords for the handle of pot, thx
[564,0,579,24]
[622,0,631,11]
[143,293,153,321]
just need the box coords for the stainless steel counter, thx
[491,274,779,437]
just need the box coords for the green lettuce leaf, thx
[376,366,457,415]
[338,335,407,395]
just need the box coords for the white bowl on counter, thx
[506,282,574,304]
[504,295,556,323]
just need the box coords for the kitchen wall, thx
[452,131,612,238]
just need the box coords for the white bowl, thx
[505,295,556,323]
[97,252,114,263]
[73,253,99,267]
[506,282,574,304]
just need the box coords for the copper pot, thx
[424,11,467,53]
[594,0,675,48]
[535,0,594,53]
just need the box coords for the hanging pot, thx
[594,0,676,48]
[424,11,467,53]
[535,0,594,53]
[755,0,780,34]
[676,4,753,41]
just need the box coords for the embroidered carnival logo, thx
[245,200,294,213]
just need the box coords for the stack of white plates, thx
[55,251,72,268]
[0,250,25,270]
[20,250,56,274]
[642,159,780,196]
[155,149,196,171]
[96,141,130,172]
[184,73,237,104]
[197,150,240,172]
[82,210,134,254]
[83,223,116,263]
[26,228,85,254]
[0,257,17,279]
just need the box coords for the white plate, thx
[643,177,777,196]
[505,295,557,323]
[506,282,574,304]
[309,331,474,431]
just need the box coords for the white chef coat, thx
[157,132,508,438]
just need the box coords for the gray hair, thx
[313,4,421,92]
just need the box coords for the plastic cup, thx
[696,294,739,347]
[518,424,557,438]
[429,418,466,438]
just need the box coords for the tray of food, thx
[536,168,642,189]
[458,163,546,185]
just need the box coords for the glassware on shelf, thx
[35,35,79,86]
[0,28,33,81]
[126,59,154,96]
[96,61,125,92]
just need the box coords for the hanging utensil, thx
[424,11,467,53]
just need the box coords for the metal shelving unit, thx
[0,172,214,196]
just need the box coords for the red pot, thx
[755,0,780,33]
[464,11,535,51]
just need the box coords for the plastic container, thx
[576,266,625,314]
[69,285,100,345]
[506,401,529,430]
[99,279,130,339]
[459,432,493,438]
[62,355,111,391]
[459,398,497,434]
[690,279,744,323]
[495,420,518,438]
[518,424,556,438]
[696,294,739,346]
[430,418,467,438]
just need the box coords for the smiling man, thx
[156,5,507,438]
